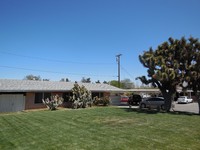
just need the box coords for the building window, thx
[35,92,51,103]
[63,92,71,102]
[92,92,104,99]
[63,92,73,102]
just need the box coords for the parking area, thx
[118,102,199,114]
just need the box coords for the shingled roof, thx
[0,79,124,92]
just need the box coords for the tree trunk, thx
[198,99,200,115]
[194,92,200,115]
[162,92,173,112]
[196,94,200,115]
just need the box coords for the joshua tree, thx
[137,37,200,112]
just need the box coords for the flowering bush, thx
[42,95,64,110]
[93,96,110,106]
[70,83,92,109]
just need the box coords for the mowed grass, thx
[0,107,200,150]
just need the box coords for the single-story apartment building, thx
[0,79,124,112]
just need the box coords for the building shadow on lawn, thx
[120,107,199,116]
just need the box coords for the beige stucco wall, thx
[25,92,45,110]
[25,91,112,110]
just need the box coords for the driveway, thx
[173,102,199,114]
[118,102,199,114]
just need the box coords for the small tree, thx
[103,81,108,84]
[95,80,101,84]
[109,80,119,88]
[60,78,70,82]
[42,95,64,110]
[121,78,135,89]
[24,74,41,81]
[81,77,91,83]
[70,83,92,109]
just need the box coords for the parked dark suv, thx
[128,94,142,105]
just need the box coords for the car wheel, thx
[140,103,146,109]
[161,104,165,110]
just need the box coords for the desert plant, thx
[137,37,200,112]
[42,95,64,110]
[93,96,110,106]
[70,83,92,109]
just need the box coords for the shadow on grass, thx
[167,111,199,116]
[119,107,199,116]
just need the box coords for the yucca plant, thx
[70,83,92,109]
[137,36,200,112]
[42,95,64,110]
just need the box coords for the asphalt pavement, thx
[118,102,199,114]
[173,102,199,114]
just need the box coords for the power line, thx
[121,65,136,81]
[0,65,116,77]
[0,51,115,65]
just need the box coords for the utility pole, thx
[116,54,122,88]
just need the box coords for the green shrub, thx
[93,96,110,106]
[42,95,64,110]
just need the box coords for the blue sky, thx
[0,0,200,85]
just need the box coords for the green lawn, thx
[0,107,200,150]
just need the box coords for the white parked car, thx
[177,96,193,104]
